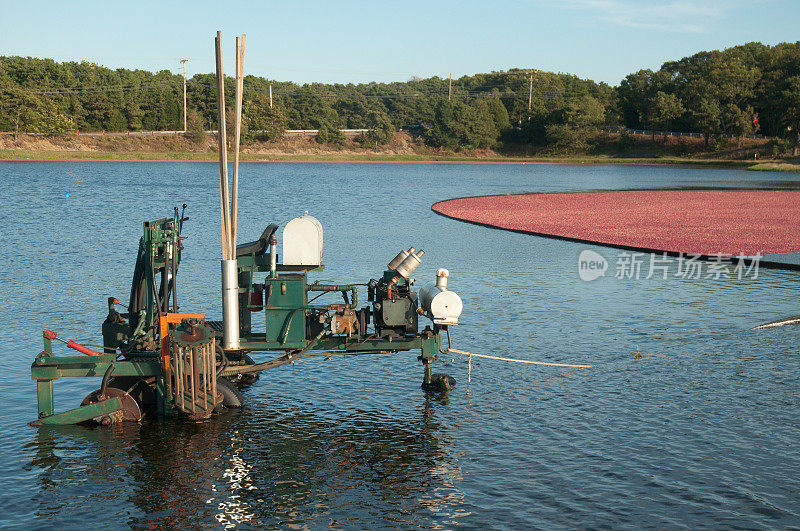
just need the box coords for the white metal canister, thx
[419,269,463,325]
[282,212,323,266]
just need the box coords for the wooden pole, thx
[181,58,188,132]
[215,30,230,260]
[231,34,245,256]
[269,83,273,108]
[528,74,533,111]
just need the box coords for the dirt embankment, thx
[0,132,486,160]
[1,131,797,170]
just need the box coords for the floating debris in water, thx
[752,315,800,329]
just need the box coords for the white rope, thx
[447,348,593,383]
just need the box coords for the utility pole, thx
[269,83,273,108]
[448,73,452,101]
[528,74,533,111]
[180,58,189,132]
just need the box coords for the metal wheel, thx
[79,376,156,424]
[216,377,245,408]
[80,387,142,424]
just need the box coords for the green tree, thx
[284,91,339,129]
[0,87,75,135]
[244,94,286,142]
[124,96,144,130]
[424,99,499,150]
[332,95,370,128]
[358,109,394,147]
[564,95,605,129]
[33,106,76,136]
[461,99,498,149]
[487,93,510,132]
[425,99,459,149]
[779,76,800,156]
[545,96,605,152]
[617,69,668,128]
[646,91,685,142]
[0,86,32,133]
[722,103,755,143]
[692,99,722,148]
[185,109,206,144]
[81,92,115,130]
[315,123,345,145]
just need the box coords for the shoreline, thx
[2,131,797,171]
[1,154,793,171]
[0,158,741,166]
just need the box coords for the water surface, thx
[1,162,798,528]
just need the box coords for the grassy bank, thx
[0,148,764,168]
[1,132,798,171]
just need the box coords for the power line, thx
[27,81,180,95]
[184,78,602,100]
[3,73,606,103]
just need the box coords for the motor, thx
[368,248,425,338]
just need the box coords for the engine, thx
[368,248,462,338]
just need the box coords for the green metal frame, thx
[31,335,165,423]
[31,332,440,424]
[30,212,447,425]
[136,211,185,346]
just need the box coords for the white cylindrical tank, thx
[419,269,463,325]
[282,212,323,266]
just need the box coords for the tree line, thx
[1,41,799,154]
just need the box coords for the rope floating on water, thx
[447,348,593,368]
[446,347,594,383]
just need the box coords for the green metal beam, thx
[238,335,430,353]
[36,380,54,418]
[32,397,122,426]
[31,359,161,379]
[33,353,117,366]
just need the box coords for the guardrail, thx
[604,126,776,140]
[0,130,187,137]
[0,129,373,138]
[283,129,369,137]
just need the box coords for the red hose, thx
[42,329,102,356]
[66,340,101,356]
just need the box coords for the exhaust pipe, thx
[221,259,240,350]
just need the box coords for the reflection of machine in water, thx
[28,400,469,528]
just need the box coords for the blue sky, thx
[1,0,797,85]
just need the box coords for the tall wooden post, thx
[231,34,245,254]
[528,74,533,111]
[215,31,230,259]
[269,83,273,108]
[448,73,452,101]
[180,58,188,132]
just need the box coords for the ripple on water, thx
[0,162,799,528]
